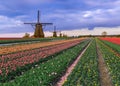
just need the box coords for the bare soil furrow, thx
[96,44,113,86]
[55,41,91,86]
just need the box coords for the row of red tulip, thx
[100,37,120,45]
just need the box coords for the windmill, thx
[53,26,57,37]
[59,31,62,37]
[24,10,53,38]
[52,26,62,37]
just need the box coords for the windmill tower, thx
[52,26,63,37]
[52,26,62,37]
[53,26,57,37]
[24,10,53,38]
[59,31,62,37]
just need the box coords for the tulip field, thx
[0,37,120,86]
[100,37,120,45]
[0,37,66,44]
[63,40,100,86]
[100,37,120,54]
[97,39,120,85]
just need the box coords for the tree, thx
[102,31,107,36]
[63,34,68,38]
[23,33,30,38]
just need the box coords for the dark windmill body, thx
[24,11,53,38]
[53,26,57,37]
[52,26,63,37]
[59,31,62,37]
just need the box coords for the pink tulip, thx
[0,39,83,75]
[0,70,2,75]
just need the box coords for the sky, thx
[0,0,120,37]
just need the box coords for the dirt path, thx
[55,41,91,86]
[96,44,113,86]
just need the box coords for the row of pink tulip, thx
[0,39,83,75]
[0,43,71,63]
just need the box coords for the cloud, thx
[62,27,120,36]
[0,0,120,35]
[20,0,54,5]
[0,5,8,11]
[0,31,52,37]
[44,6,120,30]
[84,0,120,7]
[0,27,120,37]
[0,15,34,33]
[0,33,27,38]
[0,15,23,28]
